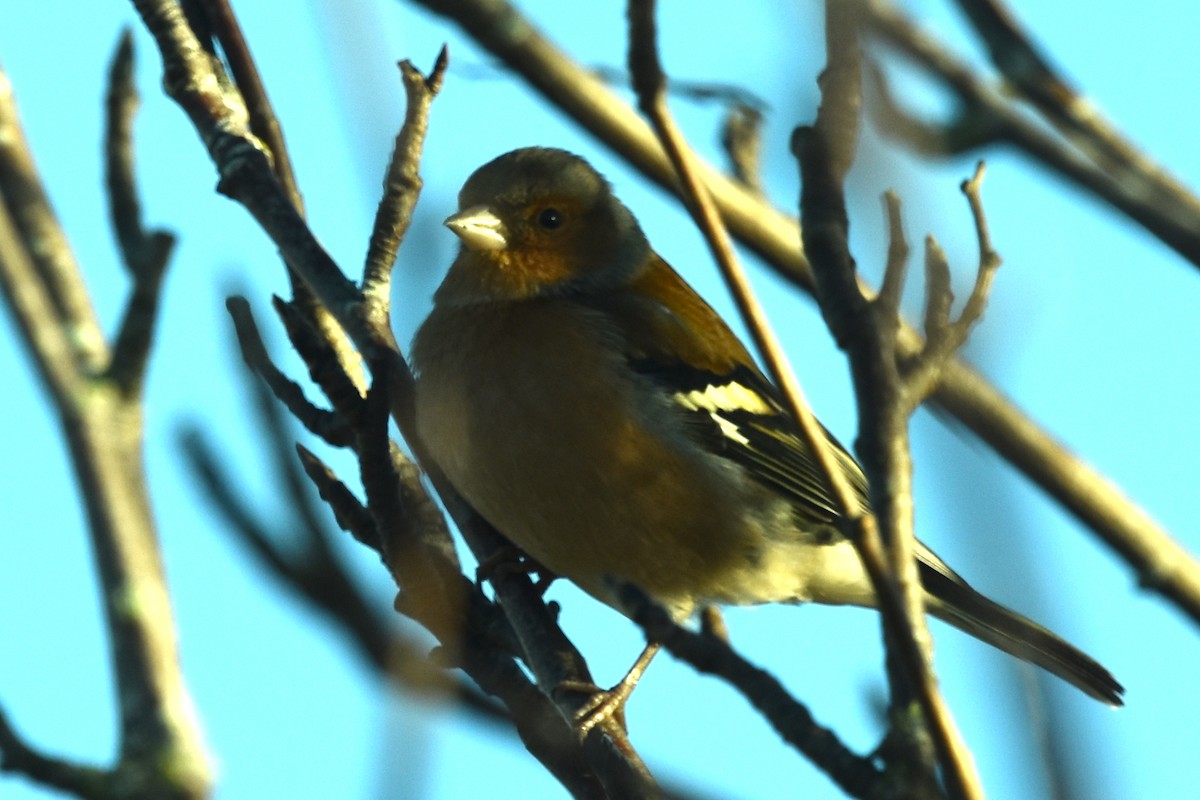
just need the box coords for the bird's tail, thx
[921,565,1124,706]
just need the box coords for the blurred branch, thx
[0,38,212,799]
[0,711,108,798]
[720,103,765,194]
[952,0,1198,211]
[861,0,1200,271]
[591,65,769,116]
[105,29,176,397]
[0,169,82,404]
[409,0,1200,630]
[178,417,509,725]
[0,71,105,377]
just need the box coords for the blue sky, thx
[2,1,1197,798]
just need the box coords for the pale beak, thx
[444,205,508,251]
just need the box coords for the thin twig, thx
[104,30,176,398]
[293,443,376,541]
[719,103,765,193]
[904,164,1001,405]
[226,296,352,447]
[270,296,365,440]
[104,29,176,280]
[363,50,449,304]
[877,191,909,315]
[194,0,368,394]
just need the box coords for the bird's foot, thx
[555,642,662,740]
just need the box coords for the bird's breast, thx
[412,301,844,616]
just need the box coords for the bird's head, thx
[436,147,651,305]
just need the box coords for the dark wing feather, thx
[630,359,869,526]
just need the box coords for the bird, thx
[410,146,1124,717]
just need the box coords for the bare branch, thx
[876,190,909,314]
[226,296,352,447]
[861,0,1200,271]
[793,3,982,797]
[626,0,866,544]
[958,163,1002,325]
[0,709,108,798]
[363,50,449,304]
[105,31,176,398]
[0,188,83,403]
[190,0,356,386]
[920,236,955,355]
[866,61,1005,155]
[0,44,211,799]
[270,296,365,437]
[952,0,1199,217]
[197,0,304,211]
[0,64,105,373]
[905,164,1002,407]
[295,443,378,548]
[181,425,305,579]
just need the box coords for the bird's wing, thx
[630,357,869,525]
[583,253,871,526]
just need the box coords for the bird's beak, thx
[444,205,508,252]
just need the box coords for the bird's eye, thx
[536,208,565,230]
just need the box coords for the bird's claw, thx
[557,680,633,737]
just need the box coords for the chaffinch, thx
[411,147,1123,708]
